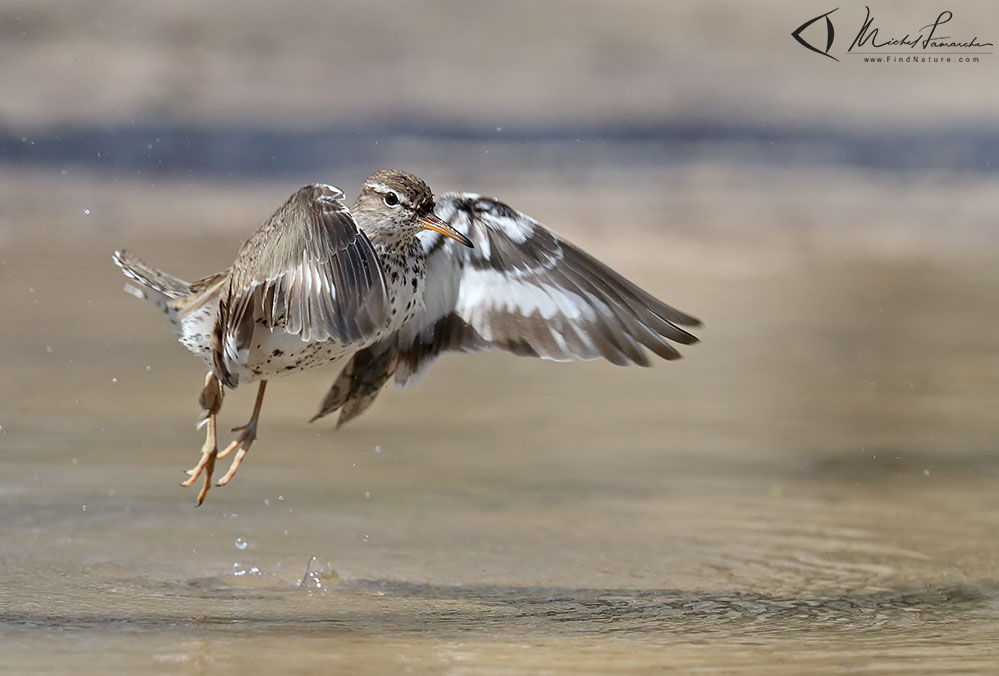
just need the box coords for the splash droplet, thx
[235,537,248,550]
[299,556,341,595]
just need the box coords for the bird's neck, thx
[366,229,423,262]
[353,206,419,253]
[368,233,426,316]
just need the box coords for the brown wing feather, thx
[211,184,388,388]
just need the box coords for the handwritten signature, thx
[849,7,994,51]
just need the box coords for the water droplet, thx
[299,556,341,595]
[249,566,260,575]
[364,491,371,499]
[361,534,369,543]
[145,365,152,372]
[83,209,90,215]
[45,345,53,353]
[71,458,78,465]
[277,495,285,501]
[283,529,289,536]
[374,445,382,454]
[496,126,502,132]
[111,377,117,383]
[263,498,270,506]
[81,505,87,512]
[235,537,248,550]
[923,469,931,477]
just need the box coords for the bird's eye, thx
[383,192,399,207]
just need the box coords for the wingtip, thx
[663,325,700,346]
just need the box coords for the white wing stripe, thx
[456,269,598,322]
[485,212,534,243]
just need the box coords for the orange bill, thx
[418,214,474,248]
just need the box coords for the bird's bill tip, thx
[418,214,474,248]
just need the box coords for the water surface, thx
[2,168,998,674]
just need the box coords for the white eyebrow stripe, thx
[367,182,413,205]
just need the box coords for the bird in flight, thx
[113,170,700,504]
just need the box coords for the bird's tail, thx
[112,249,193,318]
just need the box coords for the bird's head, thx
[353,169,472,247]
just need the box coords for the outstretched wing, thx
[313,191,701,427]
[394,193,700,384]
[212,184,388,388]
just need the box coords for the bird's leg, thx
[181,372,225,505]
[216,380,267,487]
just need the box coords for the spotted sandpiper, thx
[113,169,700,504]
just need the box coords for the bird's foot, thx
[215,421,257,487]
[181,415,218,505]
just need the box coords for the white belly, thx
[241,329,353,382]
[173,256,424,384]
[176,299,353,382]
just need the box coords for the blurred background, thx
[2,1,998,673]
